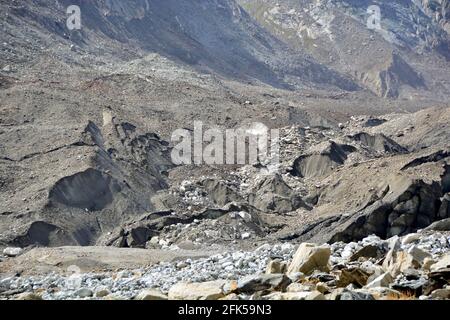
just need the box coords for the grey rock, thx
[3,247,23,257]
[237,274,291,293]
[75,288,94,298]
[340,290,375,301]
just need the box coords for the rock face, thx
[291,174,447,244]
[287,243,331,275]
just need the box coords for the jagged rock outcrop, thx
[286,175,446,243]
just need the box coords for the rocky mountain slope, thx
[0,0,449,300]
[239,0,450,98]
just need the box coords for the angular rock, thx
[16,292,43,300]
[95,288,111,298]
[168,280,226,300]
[336,267,370,288]
[407,246,432,266]
[135,289,168,300]
[430,254,450,272]
[401,233,421,245]
[366,287,403,300]
[219,293,240,300]
[431,288,450,299]
[365,272,394,289]
[75,288,94,298]
[349,245,384,262]
[286,282,315,293]
[391,277,429,296]
[263,291,325,300]
[382,241,430,276]
[340,290,375,300]
[265,259,287,274]
[316,282,331,294]
[236,274,291,293]
[287,243,331,275]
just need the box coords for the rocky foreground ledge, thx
[0,231,449,300]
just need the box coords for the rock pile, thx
[1,232,448,300]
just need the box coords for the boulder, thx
[431,288,450,299]
[430,254,450,272]
[349,245,384,261]
[422,257,436,271]
[265,259,287,274]
[366,287,403,300]
[263,291,325,300]
[407,246,432,266]
[382,241,429,276]
[3,247,23,257]
[365,272,394,288]
[424,218,450,231]
[340,290,375,300]
[135,289,168,300]
[316,282,331,294]
[95,288,111,298]
[336,267,370,288]
[219,293,240,300]
[326,288,345,300]
[168,280,227,300]
[236,274,291,293]
[401,233,421,245]
[287,243,331,275]
[16,292,43,300]
[286,283,315,293]
[391,277,429,296]
[75,288,94,298]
